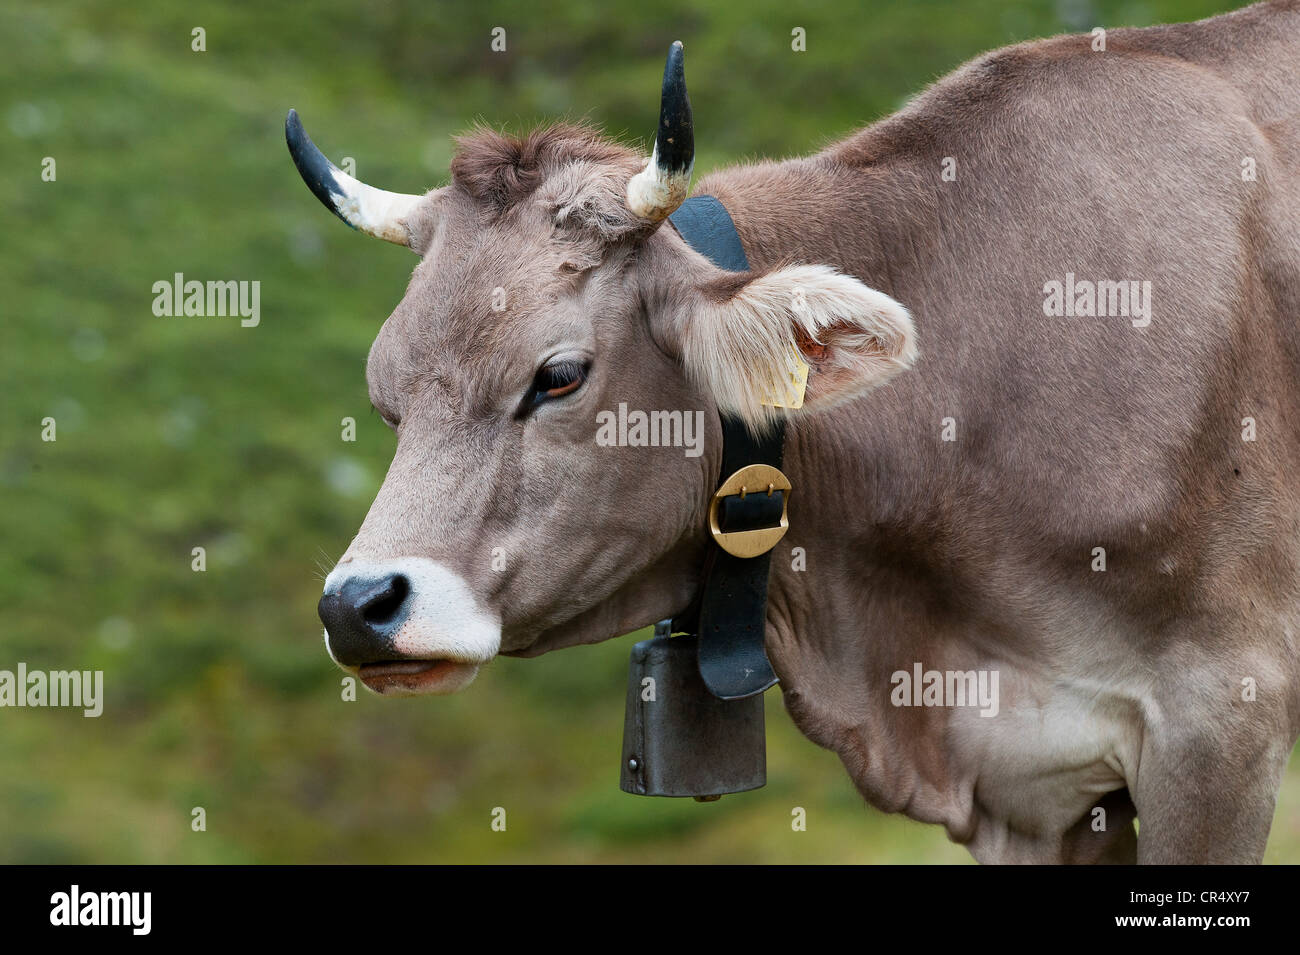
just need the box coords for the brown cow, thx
[294,1,1300,863]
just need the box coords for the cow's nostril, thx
[360,574,410,625]
[320,571,415,667]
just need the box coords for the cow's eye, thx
[529,358,589,407]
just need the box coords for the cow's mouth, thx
[357,659,477,695]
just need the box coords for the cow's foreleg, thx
[1131,712,1290,864]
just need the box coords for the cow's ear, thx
[678,264,917,428]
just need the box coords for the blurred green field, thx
[2,0,1296,863]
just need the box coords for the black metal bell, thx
[619,621,767,799]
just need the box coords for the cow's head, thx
[294,44,916,696]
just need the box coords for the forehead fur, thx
[449,123,648,241]
[368,127,653,414]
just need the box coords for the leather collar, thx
[667,196,782,700]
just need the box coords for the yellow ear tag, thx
[760,345,810,409]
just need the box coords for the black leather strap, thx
[668,196,782,700]
[667,195,748,271]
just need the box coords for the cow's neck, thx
[696,152,927,297]
[692,157,985,836]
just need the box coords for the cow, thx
[293,0,1300,863]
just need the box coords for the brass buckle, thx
[708,464,792,558]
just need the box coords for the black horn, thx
[626,41,695,221]
[285,108,425,248]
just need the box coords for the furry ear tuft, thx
[541,159,647,241]
[680,264,917,429]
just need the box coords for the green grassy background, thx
[3,0,1295,862]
